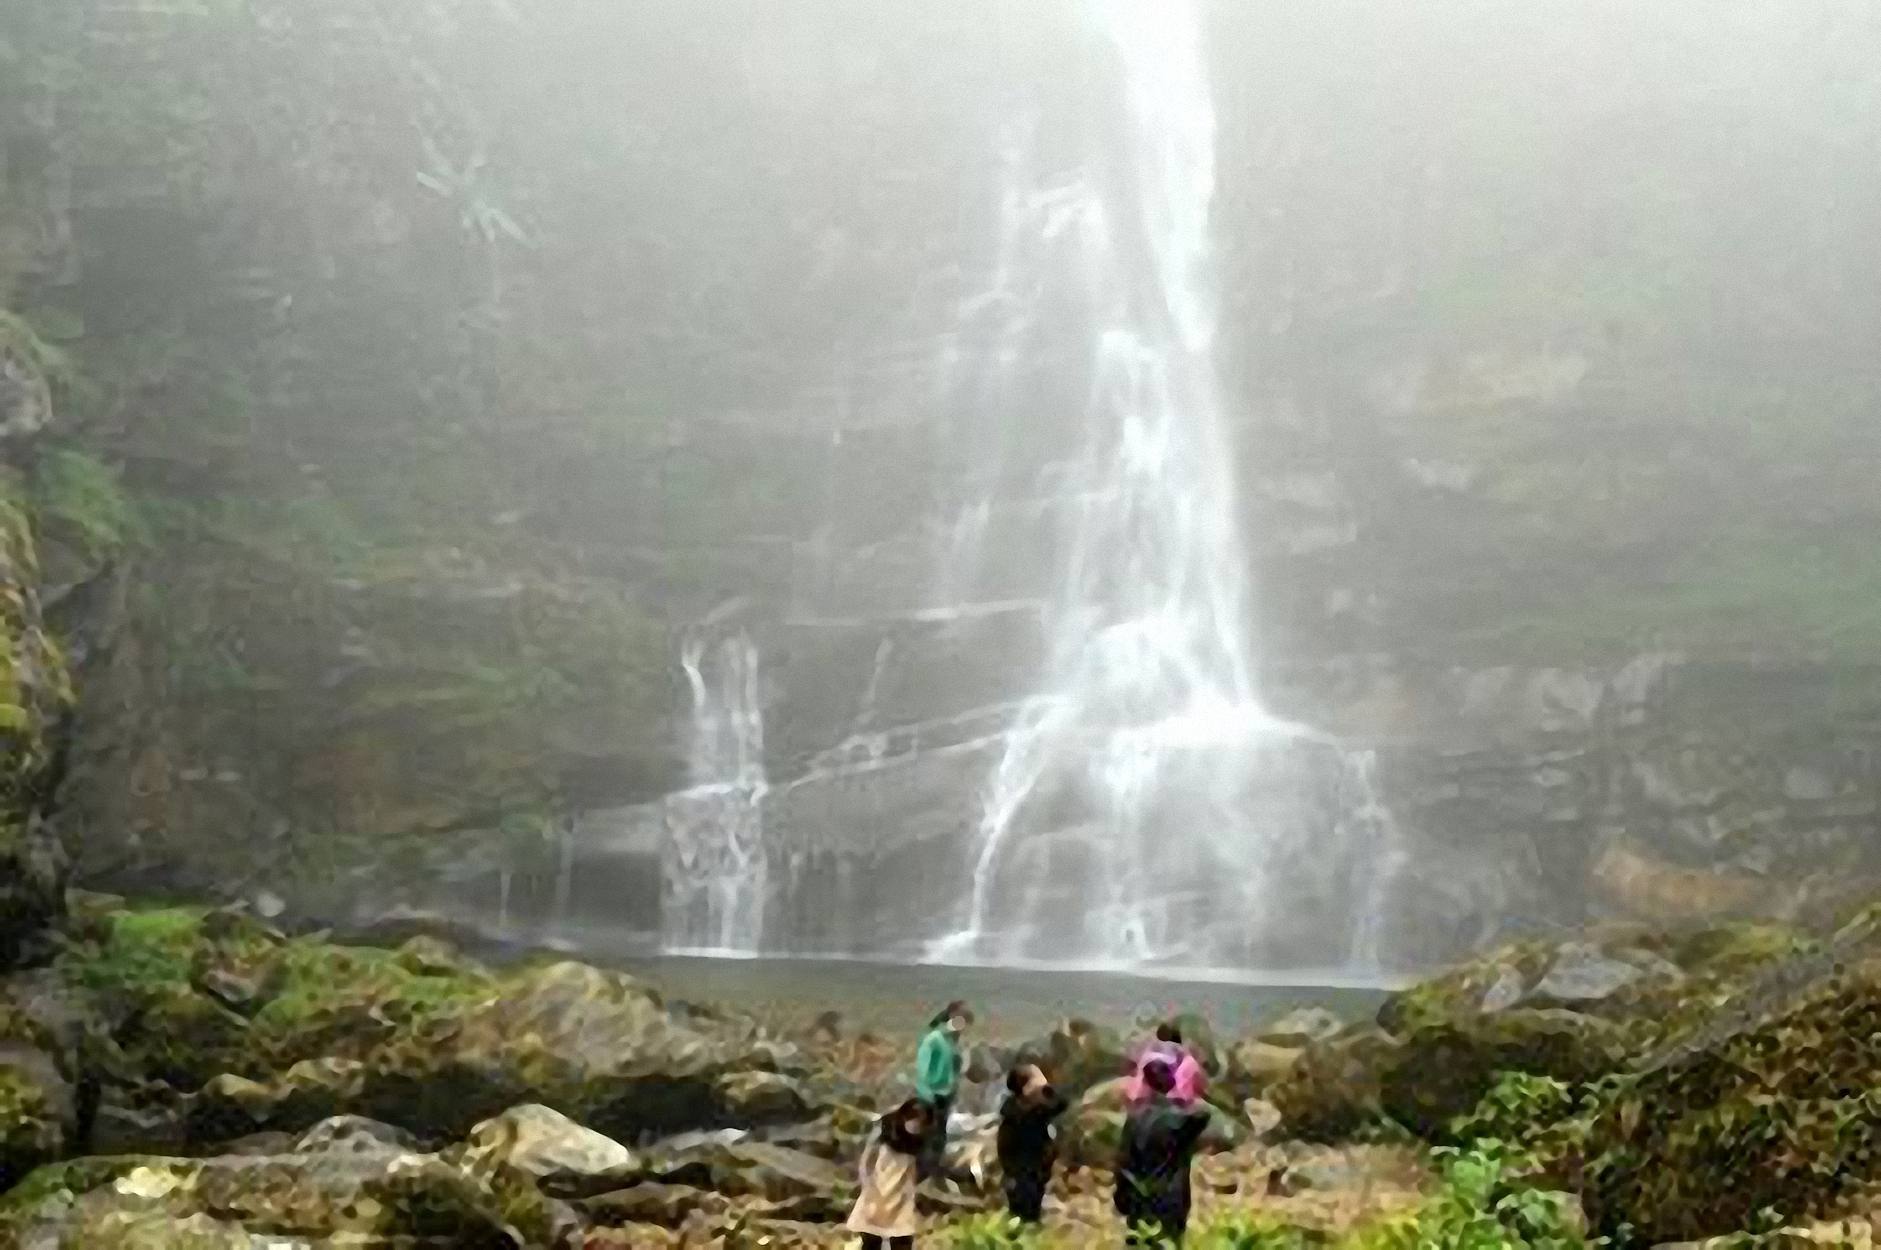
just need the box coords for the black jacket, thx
[1114,1097,1211,1228]
[996,1086,1069,1180]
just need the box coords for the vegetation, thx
[937,1143,1595,1249]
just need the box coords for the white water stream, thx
[647,0,1404,970]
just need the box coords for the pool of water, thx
[617,954,1397,1041]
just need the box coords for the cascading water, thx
[488,0,1413,973]
[660,633,770,953]
[925,0,1392,968]
[1340,751,1411,974]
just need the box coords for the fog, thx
[6,0,1881,975]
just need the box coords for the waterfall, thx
[661,632,770,953]
[615,0,1404,973]
[1341,750,1411,973]
[925,0,1387,969]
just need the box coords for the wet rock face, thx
[0,490,71,973]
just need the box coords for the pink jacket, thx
[1123,1041,1205,1106]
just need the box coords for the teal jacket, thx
[915,1025,958,1101]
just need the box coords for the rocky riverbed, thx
[5,895,1881,1247]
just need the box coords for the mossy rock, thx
[1379,1009,1626,1141]
[1268,1026,1403,1142]
[0,1063,63,1192]
[0,1155,148,1215]
[0,474,73,972]
[51,912,831,1158]
[119,985,256,1089]
[1579,960,1881,1243]
[155,948,816,1146]
[1375,943,1553,1035]
[58,908,209,1004]
[0,1150,545,1248]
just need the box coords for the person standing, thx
[847,1098,931,1250]
[1115,1059,1211,1245]
[1125,1021,1206,1107]
[996,1062,1068,1225]
[914,1000,970,1179]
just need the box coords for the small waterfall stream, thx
[660,633,770,953]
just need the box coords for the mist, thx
[13,3,1881,1244]
[5,0,1881,970]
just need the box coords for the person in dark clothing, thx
[996,1063,1068,1224]
[1114,1058,1211,1245]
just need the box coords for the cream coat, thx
[846,1138,919,1238]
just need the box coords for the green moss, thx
[30,446,145,559]
[0,1066,61,1190]
[0,1156,146,1214]
[1672,923,1821,980]
[60,907,209,996]
[256,939,493,1032]
[1577,969,1881,1242]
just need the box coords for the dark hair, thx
[929,1000,972,1029]
[1142,1058,1176,1095]
[1006,1067,1030,1095]
[1155,1021,1183,1045]
[881,1098,932,1153]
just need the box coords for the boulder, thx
[707,1141,848,1203]
[1057,1079,1240,1169]
[581,1181,728,1228]
[0,1059,64,1192]
[372,959,805,1142]
[175,955,823,1146]
[1059,1077,1131,1168]
[0,1137,574,1248]
[1579,962,1881,1243]
[120,986,254,1089]
[1379,1009,1626,1140]
[1225,1038,1303,1097]
[536,1130,847,1211]
[1271,1001,1626,1145]
[1259,1007,1345,1047]
[1268,1026,1402,1142]
[293,1115,418,1157]
[941,1111,998,1189]
[1167,1011,1223,1073]
[457,1103,635,1181]
[89,1085,190,1155]
[1376,932,1710,1037]
[187,1059,365,1145]
[0,993,74,1190]
[714,1071,812,1125]
[187,914,287,1016]
[393,935,486,980]
[1527,941,1659,1007]
[1009,1018,1130,1098]
[1243,1096,1282,1140]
